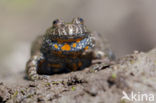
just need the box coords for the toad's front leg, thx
[26,53,46,80]
[90,32,115,60]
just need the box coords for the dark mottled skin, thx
[26,17,114,80]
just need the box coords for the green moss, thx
[52,81,60,85]
[0,0,34,10]
[120,99,127,103]
[12,91,18,98]
[71,86,76,91]
[20,90,25,95]
[27,94,33,98]
[112,73,117,79]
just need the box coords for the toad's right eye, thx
[53,19,59,25]
[52,19,64,28]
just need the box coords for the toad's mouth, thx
[48,37,92,52]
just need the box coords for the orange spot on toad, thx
[57,39,63,43]
[78,61,82,67]
[56,38,83,43]
[72,63,77,71]
[61,43,71,51]
[48,63,62,68]
[76,38,81,43]
[54,44,58,49]
[72,43,77,48]
[85,46,89,50]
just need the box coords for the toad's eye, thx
[52,19,64,28]
[72,17,84,25]
[53,19,59,25]
[79,18,83,23]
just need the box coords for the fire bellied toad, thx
[26,17,114,80]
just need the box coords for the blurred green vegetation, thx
[0,0,34,10]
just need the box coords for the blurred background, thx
[0,0,155,84]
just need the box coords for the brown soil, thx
[0,49,156,103]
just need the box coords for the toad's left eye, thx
[78,17,84,24]
[72,17,84,25]
[79,18,83,23]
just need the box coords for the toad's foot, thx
[26,53,48,81]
